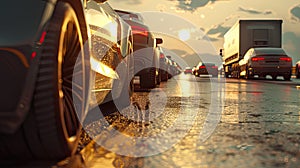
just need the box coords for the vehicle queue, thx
[0,0,181,162]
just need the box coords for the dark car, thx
[166,55,181,78]
[295,61,300,78]
[115,9,163,89]
[194,62,218,77]
[238,47,292,80]
[0,0,133,161]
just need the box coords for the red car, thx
[184,67,193,74]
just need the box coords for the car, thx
[184,67,193,74]
[166,55,181,78]
[0,0,133,161]
[0,0,92,160]
[194,62,219,77]
[295,61,300,78]
[158,47,169,81]
[86,1,134,111]
[115,9,163,89]
[238,47,292,80]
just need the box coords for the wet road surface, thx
[82,74,300,168]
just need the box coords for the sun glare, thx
[178,29,191,41]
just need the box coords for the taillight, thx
[160,53,165,59]
[280,57,292,62]
[251,57,265,62]
[199,66,206,69]
[31,52,37,59]
[132,25,148,37]
[212,66,218,69]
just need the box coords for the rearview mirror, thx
[156,38,163,45]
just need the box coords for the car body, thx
[166,55,181,78]
[238,47,292,80]
[184,67,193,74]
[295,61,300,78]
[194,62,219,77]
[86,1,134,110]
[158,47,169,81]
[115,9,163,89]
[0,0,133,161]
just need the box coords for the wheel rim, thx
[61,21,82,141]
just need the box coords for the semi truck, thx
[221,19,283,78]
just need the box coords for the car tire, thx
[140,68,156,89]
[156,69,161,86]
[284,75,291,81]
[161,70,168,81]
[0,2,88,161]
[33,1,88,159]
[245,67,252,79]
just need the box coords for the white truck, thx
[221,19,283,78]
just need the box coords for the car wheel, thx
[31,2,87,159]
[284,75,291,81]
[245,66,252,79]
[156,69,161,86]
[140,68,156,89]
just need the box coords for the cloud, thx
[170,0,218,12]
[283,32,300,62]
[170,49,222,67]
[290,5,300,21]
[110,0,142,5]
[207,25,230,36]
[238,6,273,15]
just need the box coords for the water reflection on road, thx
[84,73,300,168]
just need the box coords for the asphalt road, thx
[82,73,300,168]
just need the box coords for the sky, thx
[109,0,300,67]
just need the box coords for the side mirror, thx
[156,38,163,45]
[219,49,223,56]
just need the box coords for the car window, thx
[255,48,286,56]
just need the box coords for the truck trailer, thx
[221,19,283,78]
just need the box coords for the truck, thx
[221,19,283,78]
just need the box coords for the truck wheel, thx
[140,68,156,89]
